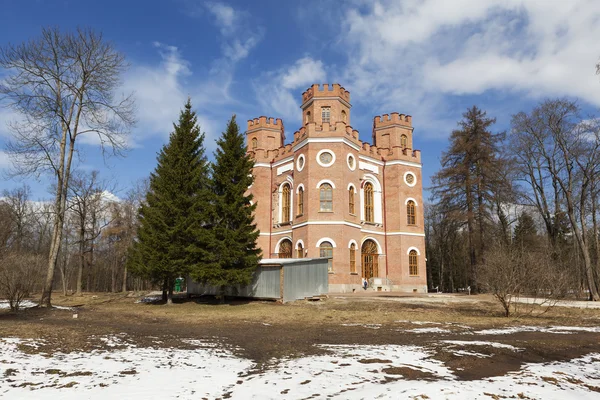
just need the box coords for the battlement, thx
[302,83,350,103]
[373,112,412,128]
[247,116,283,131]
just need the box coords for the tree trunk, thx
[122,265,128,292]
[76,227,85,295]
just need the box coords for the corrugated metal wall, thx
[187,258,329,302]
[283,259,329,302]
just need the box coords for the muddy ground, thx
[1,293,600,382]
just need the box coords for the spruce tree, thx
[190,115,260,294]
[128,100,210,304]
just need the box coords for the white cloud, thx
[0,150,11,169]
[253,57,327,124]
[334,0,600,137]
[205,2,238,36]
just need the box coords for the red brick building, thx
[246,84,426,293]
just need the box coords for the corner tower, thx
[372,113,413,156]
[246,116,284,156]
[301,84,351,126]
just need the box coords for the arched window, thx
[297,242,304,258]
[281,184,291,223]
[341,110,347,123]
[407,200,416,225]
[320,241,333,272]
[278,239,292,259]
[251,137,258,150]
[349,243,356,273]
[305,111,311,124]
[349,187,355,214]
[409,250,418,276]
[297,187,304,216]
[361,239,379,279]
[364,182,374,222]
[320,183,333,212]
[401,134,408,148]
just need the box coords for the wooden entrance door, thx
[361,240,379,279]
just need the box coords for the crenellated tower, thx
[300,83,351,127]
[246,116,285,155]
[372,113,414,158]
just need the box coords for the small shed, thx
[186,258,329,303]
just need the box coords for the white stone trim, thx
[273,156,294,168]
[385,159,422,168]
[271,229,293,235]
[316,179,336,189]
[405,197,418,206]
[296,154,305,171]
[274,237,293,253]
[360,173,383,224]
[387,231,425,236]
[278,181,293,224]
[407,246,421,255]
[316,237,337,247]
[347,153,356,171]
[347,183,357,193]
[296,183,305,194]
[358,155,384,166]
[360,229,385,235]
[359,161,379,174]
[293,137,361,153]
[293,220,362,229]
[316,149,336,167]
[361,237,383,254]
[254,162,271,168]
[277,162,293,176]
[295,239,305,249]
[348,239,358,248]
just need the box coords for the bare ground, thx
[1,292,600,381]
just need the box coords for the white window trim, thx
[404,171,417,187]
[405,197,418,206]
[347,153,356,171]
[274,237,293,254]
[347,183,357,193]
[278,182,293,224]
[316,237,337,248]
[296,183,305,194]
[361,237,383,254]
[295,239,305,249]
[348,239,358,248]
[360,174,383,224]
[407,246,420,255]
[296,154,306,171]
[316,179,336,189]
[316,149,336,167]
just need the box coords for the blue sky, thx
[2,0,600,200]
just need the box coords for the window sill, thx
[319,211,334,213]
[328,271,335,274]
[296,214,304,218]
[409,275,420,277]
[350,272,359,275]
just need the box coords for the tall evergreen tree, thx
[128,100,210,304]
[190,115,260,294]
[431,106,509,292]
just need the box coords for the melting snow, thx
[1,337,600,399]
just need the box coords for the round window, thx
[296,154,305,171]
[320,152,333,164]
[317,149,336,167]
[347,155,355,170]
[405,172,416,186]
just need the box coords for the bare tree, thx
[510,99,600,300]
[0,27,135,306]
[2,185,32,251]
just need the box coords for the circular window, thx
[404,172,417,187]
[296,154,305,171]
[347,154,356,171]
[316,149,335,167]
[320,152,332,164]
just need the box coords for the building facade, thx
[246,83,426,293]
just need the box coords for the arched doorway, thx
[278,239,292,258]
[361,239,379,279]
